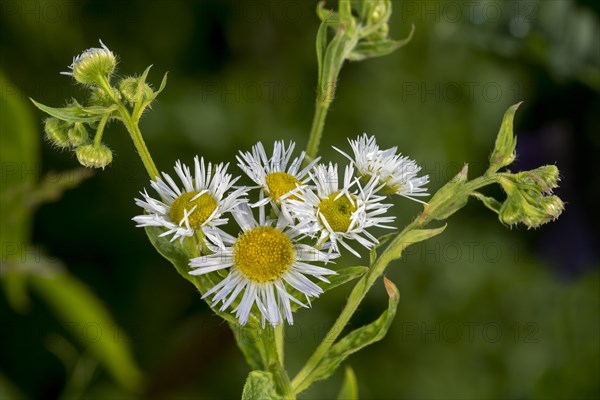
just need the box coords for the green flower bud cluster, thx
[44,117,112,169]
[33,40,167,174]
[498,166,564,229]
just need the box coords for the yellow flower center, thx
[265,172,301,202]
[169,191,217,228]
[318,192,357,232]
[234,227,296,283]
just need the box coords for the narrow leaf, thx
[241,371,282,400]
[488,102,522,173]
[30,271,143,392]
[349,24,415,61]
[424,164,470,221]
[337,366,359,400]
[307,277,400,384]
[30,99,110,123]
[471,192,502,214]
[384,224,447,261]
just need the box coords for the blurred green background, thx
[1,0,599,398]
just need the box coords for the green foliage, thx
[297,278,399,391]
[337,366,359,400]
[242,371,282,400]
[487,102,521,174]
[30,271,143,392]
[30,99,116,124]
[0,73,38,248]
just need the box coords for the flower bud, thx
[44,118,71,148]
[75,143,113,169]
[68,123,90,147]
[119,77,154,106]
[498,177,564,228]
[61,39,116,85]
[516,165,560,194]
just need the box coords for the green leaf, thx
[1,73,38,250]
[337,366,359,399]
[349,25,415,61]
[241,370,282,400]
[384,224,447,261]
[30,270,143,392]
[338,0,353,24]
[307,277,400,385]
[27,169,94,210]
[471,192,502,214]
[230,321,267,371]
[488,102,522,173]
[30,99,114,123]
[424,164,470,221]
[316,16,329,86]
[370,232,398,265]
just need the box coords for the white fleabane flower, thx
[335,134,429,203]
[60,39,117,85]
[237,141,319,212]
[133,156,247,243]
[288,163,395,257]
[189,204,336,327]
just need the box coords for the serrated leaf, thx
[306,278,400,386]
[30,99,113,123]
[488,102,522,173]
[337,366,359,399]
[349,25,415,61]
[241,371,281,400]
[471,192,502,214]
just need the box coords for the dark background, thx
[1,0,599,398]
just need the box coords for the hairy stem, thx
[98,75,159,180]
[305,101,331,164]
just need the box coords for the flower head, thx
[336,134,429,202]
[61,39,117,85]
[190,204,336,326]
[133,157,247,242]
[237,141,319,212]
[75,143,112,169]
[288,163,395,257]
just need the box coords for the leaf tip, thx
[383,276,399,301]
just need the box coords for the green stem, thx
[93,113,110,145]
[97,75,160,180]
[291,172,503,393]
[120,113,160,180]
[263,326,295,399]
[290,218,422,394]
[305,100,331,164]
